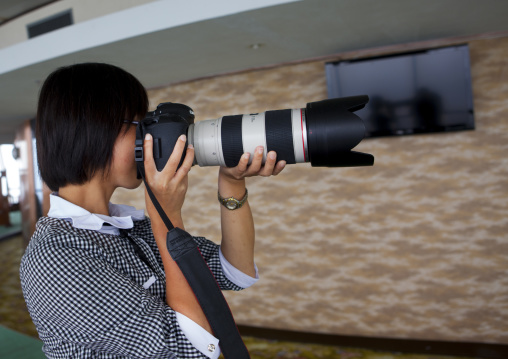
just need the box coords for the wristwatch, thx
[218,189,248,210]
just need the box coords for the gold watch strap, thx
[218,188,248,210]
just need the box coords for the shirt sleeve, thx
[20,232,208,358]
[175,312,220,359]
[219,247,259,288]
[192,236,258,291]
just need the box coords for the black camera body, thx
[135,96,374,175]
[135,103,194,172]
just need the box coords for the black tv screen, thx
[325,45,475,137]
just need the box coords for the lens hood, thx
[306,96,374,167]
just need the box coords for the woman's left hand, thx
[218,146,285,277]
[219,146,286,182]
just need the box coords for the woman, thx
[20,63,285,358]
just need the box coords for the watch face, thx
[226,199,238,210]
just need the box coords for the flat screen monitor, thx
[325,45,475,137]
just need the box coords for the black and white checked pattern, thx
[20,216,243,358]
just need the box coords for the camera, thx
[135,96,374,173]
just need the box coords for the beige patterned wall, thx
[112,36,508,343]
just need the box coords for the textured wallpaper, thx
[111,37,508,343]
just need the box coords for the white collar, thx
[47,193,145,235]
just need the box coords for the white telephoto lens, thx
[190,108,309,167]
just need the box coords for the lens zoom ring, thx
[221,115,244,167]
[265,110,296,164]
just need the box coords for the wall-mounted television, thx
[325,45,475,138]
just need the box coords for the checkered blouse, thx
[20,216,243,358]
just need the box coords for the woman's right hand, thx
[142,133,195,230]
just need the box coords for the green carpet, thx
[0,325,45,359]
[0,328,471,359]
[241,336,472,359]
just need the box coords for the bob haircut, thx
[36,63,148,191]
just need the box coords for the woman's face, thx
[109,123,143,190]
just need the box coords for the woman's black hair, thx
[36,63,148,191]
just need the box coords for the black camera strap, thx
[136,161,250,359]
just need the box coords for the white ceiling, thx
[1,0,508,143]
